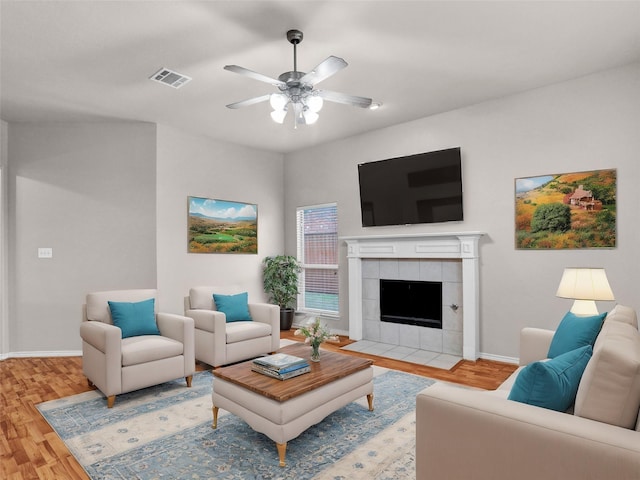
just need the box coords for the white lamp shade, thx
[270,108,287,124]
[556,268,614,315]
[302,109,319,124]
[269,93,288,110]
[556,268,614,301]
[306,95,323,113]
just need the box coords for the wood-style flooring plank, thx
[1,333,517,480]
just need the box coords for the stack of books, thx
[252,353,311,380]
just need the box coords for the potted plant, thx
[262,255,302,330]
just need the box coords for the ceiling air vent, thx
[149,67,191,89]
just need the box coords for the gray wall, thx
[155,125,284,314]
[284,63,640,360]
[8,123,158,353]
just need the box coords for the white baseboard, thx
[1,350,82,360]
[479,352,519,365]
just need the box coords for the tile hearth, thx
[341,340,462,370]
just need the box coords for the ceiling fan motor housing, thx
[286,29,303,45]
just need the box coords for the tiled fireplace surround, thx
[361,258,464,356]
[343,232,484,360]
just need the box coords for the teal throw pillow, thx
[108,298,159,338]
[547,311,605,358]
[508,345,592,412]
[212,292,253,322]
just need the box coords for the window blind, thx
[296,204,339,314]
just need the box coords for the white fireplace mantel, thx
[342,232,485,360]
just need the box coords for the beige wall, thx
[284,63,640,360]
[1,121,8,356]
[4,123,285,354]
[155,125,284,314]
[7,123,158,353]
[3,63,638,359]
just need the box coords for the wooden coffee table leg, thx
[276,442,287,467]
[212,406,219,429]
[367,393,374,411]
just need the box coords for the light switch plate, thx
[38,247,53,258]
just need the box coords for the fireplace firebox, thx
[380,279,443,329]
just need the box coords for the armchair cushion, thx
[226,321,272,344]
[212,292,253,322]
[108,298,160,338]
[121,335,184,366]
[547,311,605,358]
[508,345,592,412]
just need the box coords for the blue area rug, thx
[38,368,433,479]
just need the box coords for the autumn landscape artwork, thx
[515,169,616,249]
[188,196,257,254]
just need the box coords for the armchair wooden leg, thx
[186,375,193,387]
[107,395,116,408]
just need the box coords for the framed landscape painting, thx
[515,169,616,249]
[188,196,258,254]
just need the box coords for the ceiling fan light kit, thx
[224,29,374,127]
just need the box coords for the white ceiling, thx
[2,1,639,154]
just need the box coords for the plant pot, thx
[280,308,295,331]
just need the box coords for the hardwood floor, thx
[1,334,516,480]
[281,330,517,391]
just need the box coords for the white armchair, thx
[80,289,195,408]
[184,286,280,367]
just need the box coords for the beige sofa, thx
[184,286,280,367]
[416,304,640,480]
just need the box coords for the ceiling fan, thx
[224,29,375,126]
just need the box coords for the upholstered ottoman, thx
[212,343,374,466]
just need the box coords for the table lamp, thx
[556,268,614,316]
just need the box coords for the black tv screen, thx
[358,147,463,227]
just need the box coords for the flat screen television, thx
[358,147,463,227]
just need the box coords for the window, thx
[296,203,339,315]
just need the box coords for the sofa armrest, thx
[184,309,226,334]
[156,312,195,375]
[249,302,280,351]
[416,383,640,480]
[519,327,555,365]
[80,320,121,354]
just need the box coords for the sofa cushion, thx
[603,304,638,329]
[508,345,592,412]
[547,311,605,358]
[108,298,160,338]
[574,321,640,429]
[213,292,253,322]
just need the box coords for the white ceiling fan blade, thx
[299,56,348,86]
[226,94,271,109]
[317,89,373,108]
[224,65,286,87]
